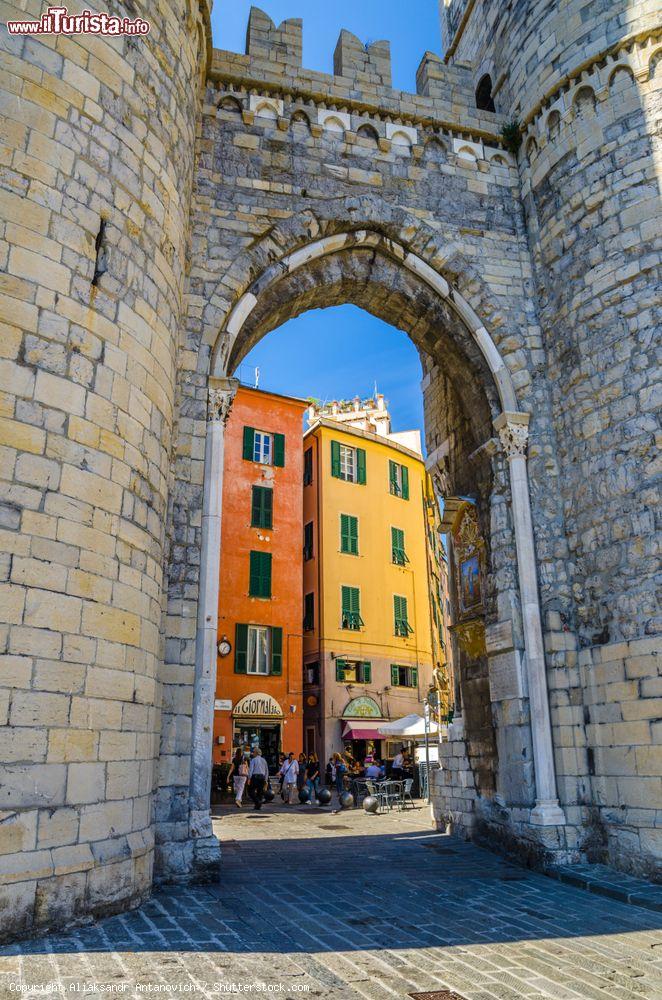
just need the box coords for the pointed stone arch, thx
[186,208,566,865]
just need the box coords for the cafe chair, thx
[365,779,388,813]
[401,777,415,809]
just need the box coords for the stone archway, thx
[187,224,566,868]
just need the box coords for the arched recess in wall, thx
[475,74,495,112]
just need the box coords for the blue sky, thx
[211,2,442,92]
[212,3,437,438]
[235,307,425,436]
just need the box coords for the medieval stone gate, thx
[1,0,659,941]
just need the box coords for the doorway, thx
[233,722,281,774]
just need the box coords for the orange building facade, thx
[213,386,307,772]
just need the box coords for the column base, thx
[530,799,566,826]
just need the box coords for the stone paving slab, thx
[1,801,662,999]
[546,863,662,913]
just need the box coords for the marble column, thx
[494,411,565,826]
[189,376,239,848]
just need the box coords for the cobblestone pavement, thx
[2,798,662,999]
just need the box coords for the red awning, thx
[342,721,385,741]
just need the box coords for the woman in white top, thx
[228,748,249,808]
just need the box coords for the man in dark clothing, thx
[248,748,269,809]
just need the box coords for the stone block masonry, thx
[1,0,660,944]
[0,0,212,941]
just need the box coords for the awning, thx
[378,714,439,738]
[342,720,386,741]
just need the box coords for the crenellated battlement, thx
[209,8,502,146]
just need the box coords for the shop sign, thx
[342,696,381,719]
[233,692,283,719]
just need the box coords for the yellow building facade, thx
[302,404,441,765]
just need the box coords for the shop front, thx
[341,696,384,763]
[232,692,283,773]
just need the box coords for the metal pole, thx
[424,698,431,804]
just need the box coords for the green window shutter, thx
[249,551,272,597]
[341,515,358,554]
[304,522,313,560]
[340,514,349,553]
[303,592,314,630]
[264,487,273,528]
[362,662,371,684]
[392,526,405,563]
[243,426,255,461]
[401,465,409,500]
[391,664,399,686]
[341,586,361,628]
[356,448,366,485]
[331,440,341,478]
[262,552,272,597]
[235,624,248,673]
[273,433,285,468]
[249,551,260,595]
[411,667,418,688]
[394,595,407,634]
[251,487,261,526]
[270,626,282,675]
[303,447,313,485]
[336,658,346,682]
[389,460,398,495]
[251,486,273,528]
[349,516,358,555]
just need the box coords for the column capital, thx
[207,376,239,424]
[494,411,530,458]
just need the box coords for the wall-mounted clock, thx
[218,637,232,657]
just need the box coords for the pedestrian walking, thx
[228,747,249,808]
[333,752,346,797]
[279,752,299,804]
[325,757,335,787]
[306,753,320,804]
[297,752,307,792]
[248,747,269,809]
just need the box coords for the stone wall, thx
[445,0,661,877]
[154,7,580,873]
[0,0,210,940]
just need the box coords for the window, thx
[391,526,408,565]
[389,460,409,499]
[340,514,358,555]
[304,662,319,686]
[303,592,314,631]
[394,594,412,636]
[390,664,418,688]
[234,623,282,675]
[331,440,366,484]
[303,521,314,561]
[341,585,363,630]
[303,447,313,486]
[249,550,272,598]
[335,659,371,684]
[243,427,285,467]
[340,444,355,482]
[251,485,273,529]
[475,73,495,113]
